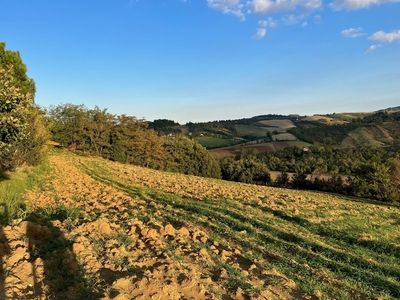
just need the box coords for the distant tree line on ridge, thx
[219,146,400,203]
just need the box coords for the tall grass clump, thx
[0,158,51,224]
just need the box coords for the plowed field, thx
[1,150,400,299]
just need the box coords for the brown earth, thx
[2,150,393,299]
[0,153,301,299]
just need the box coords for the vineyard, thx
[0,149,399,299]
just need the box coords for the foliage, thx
[0,66,32,156]
[1,106,49,170]
[148,119,181,135]
[288,122,359,145]
[195,136,239,149]
[218,143,400,202]
[161,135,221,178]
[47,104,221,178]
[220,149,271,185]
[0,42,48,171]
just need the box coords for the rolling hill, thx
[0,149,399,299]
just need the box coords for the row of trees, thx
[0,42,48,172]
[219,147,400,202]
[46,103,221,179]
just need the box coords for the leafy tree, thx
[220,157,270,185]
[162,136,221,178]
[84,107,114,156]
[46,103,88,150]
[0,42,47,171]
[1,106,48,170]
[275,171,290,188]
[0,66,32,155]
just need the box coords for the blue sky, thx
[1,0,399,123]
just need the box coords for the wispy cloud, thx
[252,17,277,39]
[251,0,323,14]
[364,44,382,53]
[282,13,307,25]
[368,29,400,42]
[252,27,267,39]
[313,14,322,24]
[301,21,308,27]
[258,17,278,28]
[331,0,400,10]
[207,0,246,21]
[341,27,365,38]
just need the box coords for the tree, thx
[84,107,114,156]
[1,42,46,171]
[0,66,32,155]
[46,103,88,150]
[162,136,221,178]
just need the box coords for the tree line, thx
[219,146,400,203]
[46,103,221,179]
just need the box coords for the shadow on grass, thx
[26,209,101,299]
[0,170,9,183]
[0,203,101,299]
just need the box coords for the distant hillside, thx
[152,111,400,154]
[376,106,400,113]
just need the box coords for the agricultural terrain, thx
[209,142,292,159]
[1,149,400,299]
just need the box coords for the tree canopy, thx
[0,42,47,171]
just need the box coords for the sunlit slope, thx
[3,150,399,299]
[342,125,393,147]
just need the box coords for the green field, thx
[235,124,272,136]
[257,119,296,129]
[195,136,239,149]
[329,114,356,122]
[348,128,384,147]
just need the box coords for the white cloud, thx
[252,28,267,39]
[258,17,278,28]
[207,0,246,21]
[364,44,382,53]
[282,13,307,24]
[251,0,323,14]
[313,14,322,23]
[258,20,268,27]
[341,27,365,38]
[302,21,308,27]
[331,0,400,10]
[368,29,400,42]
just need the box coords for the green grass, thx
[329,114,356,122]
[195,136,239,149]
[235,124,272,137]
[348,128,384,147]
[0,158,51,225]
